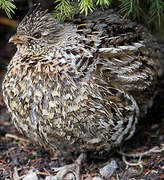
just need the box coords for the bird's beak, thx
[9,35,23,44]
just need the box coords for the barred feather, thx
[2,6,160,153]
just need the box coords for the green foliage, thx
[51,0,164,28]
[51,0,79,21]
[149,0,164,26]
[0,0,164,30]
[96,0,110,7]
[119,0,164,27]
[78,0,95,16]
[51,0,111,21]
[119,0,143,18]
[0,0,16,18]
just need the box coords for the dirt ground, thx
[0,15,164,180]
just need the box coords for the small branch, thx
[118,144,164,158]
[5,133,28,142]
[118,144,164,174]
[122,155,143,175]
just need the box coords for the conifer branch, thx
[0,0,164,29]
[0,0,16,18]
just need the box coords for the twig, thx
[118,144,164,158]
[122,155,142,167]
[118,144,164,174]
[5,133,28,142]
[122,154,143,174]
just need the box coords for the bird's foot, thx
[53,153,86,180]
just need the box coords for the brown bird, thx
[2,4,161,179]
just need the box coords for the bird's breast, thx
[3,56,93,139]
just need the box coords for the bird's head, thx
[9,4,75,57]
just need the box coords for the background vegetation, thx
[0,0,164,35]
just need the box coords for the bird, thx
[2,4,161,179]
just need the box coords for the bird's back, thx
[70,9,160,115]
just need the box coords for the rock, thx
[65,173,75,179]
[22,169,38,180]
[84,176,103,180]
[99,160,118,178]
[22,172,38,180]
[45,176,56,180]
[45,173,75,180]
[45,175,103,180]
[92,177,103,180]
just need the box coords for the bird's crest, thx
[17,4,49,33]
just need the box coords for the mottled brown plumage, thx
[2,5,161,179]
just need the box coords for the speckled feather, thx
[3,6,160,153]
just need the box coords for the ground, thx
[0,16,164,180]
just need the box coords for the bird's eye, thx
[33,32,41,39]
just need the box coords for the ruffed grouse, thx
[2,4,160,179]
